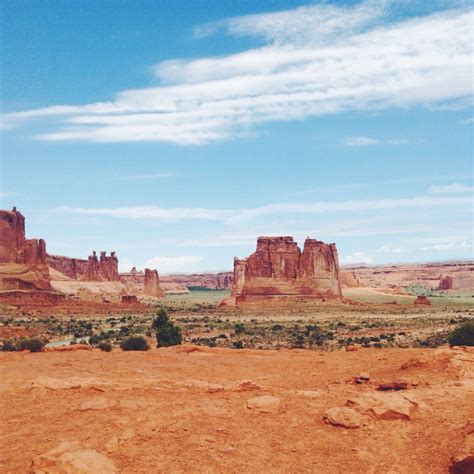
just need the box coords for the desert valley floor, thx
[1,287,473,473]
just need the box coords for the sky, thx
[1,0,473,274]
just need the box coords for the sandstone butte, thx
[0,208,166,302]
[224,236,342,306]
[0,207,57,304]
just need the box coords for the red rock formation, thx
[122,295,138,304]
[229,236,342,305]
[144,269,165,297]
[340,271,362,288]
[414,295,431,306]
[159,272,233,290]
[0,208,52,291]
[49,250,119,282]
[0,208,47,265]
[438,275,453,290]
[119,267,164,297]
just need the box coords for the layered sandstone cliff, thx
[49,251,119,282]
[0,208,52,292]
[228,236,342,305]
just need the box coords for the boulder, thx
[225,380,265,392]
[246,395,280,413]
[31,441,116,473]
[346,392,418,421]
[323,407,368,429]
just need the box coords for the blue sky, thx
[1,0,473,273]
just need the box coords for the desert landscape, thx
[2,0,473,472]
[0,207,473,473]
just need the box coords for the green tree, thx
[153,307,182,347]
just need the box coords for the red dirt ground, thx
[1,345,472,473]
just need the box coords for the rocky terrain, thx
[1,345,472,473]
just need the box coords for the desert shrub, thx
[17,338,46,352]
[153,308,182,347]
[449,322,474,347]
[232,340,244,349]
[120,336,150,351]
[1,339,16,351]
[98,341,112,352]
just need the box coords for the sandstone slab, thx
[247,395,281,413]
[31,441,116,473]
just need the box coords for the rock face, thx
[414,295,431,306]
[119,267,165,297]
[159,272,233,290]
[439,275,454,290]
[144,269,165,297]
[229,236,342,305]
[49,251,119,282]
[0,208,52,292]
[0,208,47,266]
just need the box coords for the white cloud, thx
[145,255,203,273]
[343,136,379,146]
[2,3,472,144]
[377,244,402,253]
[343,136,422,146]
[56,194,473,223]
[421,241,472,251]
[342,251,374,264]
[428,183,473,194]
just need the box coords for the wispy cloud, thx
[377,244,402,254]
[342,136,423,146]
[2,2,472,144]
[342,251,374,264]
[343,136,379,146]
[56,194,473,223]
[421,241,472,251]
[428,183,473,194]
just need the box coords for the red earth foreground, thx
[1,345,473,473]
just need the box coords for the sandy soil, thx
[1,345,472,473]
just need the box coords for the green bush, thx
[1,340,16,351]
[120,336,150,351]
[449,322,474,347]
[98,341,113,352]
[232,340,244,349]
[17,338,46,352]
[153,308,182,347]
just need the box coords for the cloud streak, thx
[2,2,473,144]
[56,194,473,223]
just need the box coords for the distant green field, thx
[164,289,230,308]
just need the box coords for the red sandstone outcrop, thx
[0,208,52,292]
[119,267,164,297]
[439,275,453,290]
[144,269,165,297]
[340,270,362,288]
[227,236,342,305]
[49,251,119,282]
[414,295,431,306]
[159,272,233,290]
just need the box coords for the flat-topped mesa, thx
[229,236,342,305]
